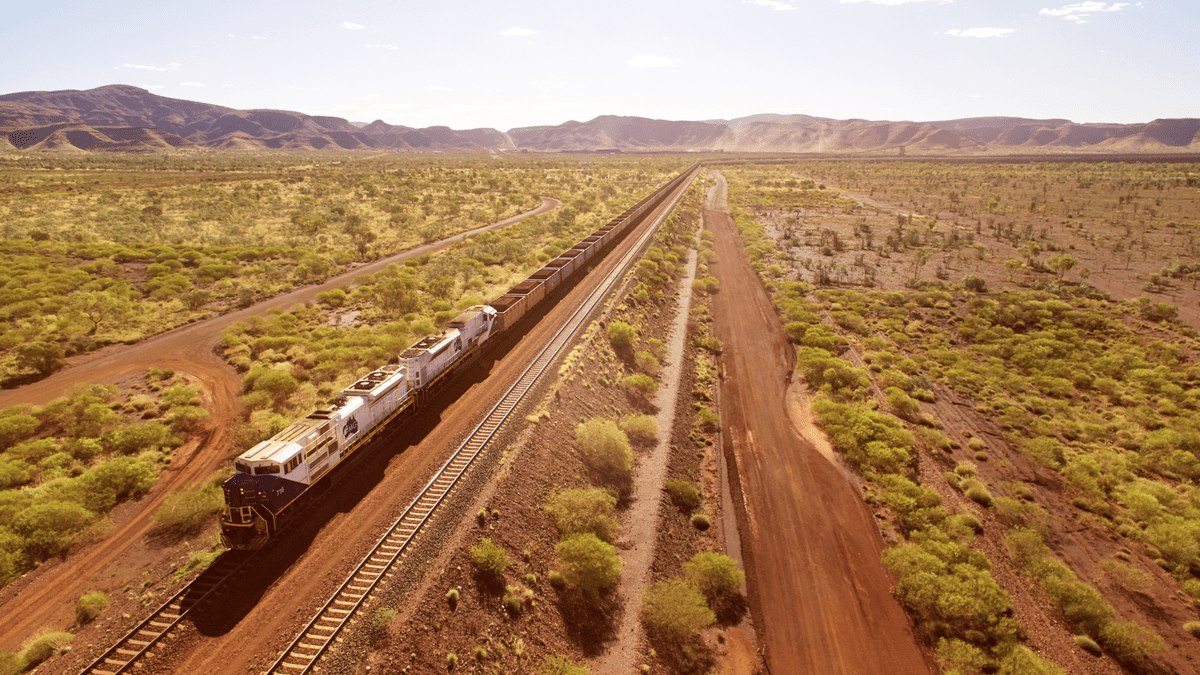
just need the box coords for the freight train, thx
[220,166,698,550]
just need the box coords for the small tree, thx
[640,579,715,641]
[607,321,637,351]
[544,487,620,543]
[470,537,510,577]
[15,342,67,376]
[555,533,622,593]
[622,374,657,397]
[1047,254,1078,280]
[962,275,987,293]
[575,418,632,478]
[618,414,658,443]
[685,552,745,602]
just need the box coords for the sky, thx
[2,0,1196,130]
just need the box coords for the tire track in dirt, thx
[0,198,559,652]
[705,172,932,675]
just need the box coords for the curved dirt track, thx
[0,198,558,652]
[705,172,932,675]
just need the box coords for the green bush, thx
[544,487,620,543]
[152,479,223,536]
[640,579,715,641]
[104,422,174,455]
[1074,634,1101,655]
[664,479,701,512]
[690,514,710,530]
[76,591,110,624]
[469,538,510,576]
[17,630,73,670]
[619,414,658,443]
[685,552,744,601]
[10,501,96,559]
[694,406,719,431]
[1184,621,1200,638]
[607,321,637,351]
[555,533,622,593]
[622,373,657,397]
[575,418,632,478]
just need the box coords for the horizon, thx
[3,1,1195,130]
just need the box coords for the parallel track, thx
[78,553,251,675]
[265,168,697,674]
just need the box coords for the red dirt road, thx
[0,198,558,652]
[705,172,932,675]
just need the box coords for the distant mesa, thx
[0,84,1197,154]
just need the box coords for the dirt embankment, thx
[705,172,933,675]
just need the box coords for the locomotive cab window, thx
[235,461,251,474]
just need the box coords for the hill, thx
[1,85,1198,154]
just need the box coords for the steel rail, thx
[78,553,251,675]
[266,168,698,675]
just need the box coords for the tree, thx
[640,579,715,641]
[575,418,632,478]
[65,290,133,336]
[544,488,619,543]
[1047,254,1078,281]
[555,533,622,593]
[375,275,421,317]
[343,214,377,259]
[14,342,66,376]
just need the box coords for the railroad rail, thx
[78,553,251,675]
[265,168,698,674]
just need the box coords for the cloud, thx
[946,27,1014,38]
[116,63,180,72]
[745,1,796,11]
[1039,2,1128,23]
[343,21,365,30]
[179,82,206,87]
[365,44,399,50]
[500,27,538,36]
[355,94,382,100]
[252,36,267,40]
[625,54,678,68]
[840,0,951,4]
[426,85,451,92]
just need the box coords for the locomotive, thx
[220,165,698,550]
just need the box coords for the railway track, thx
[265,169,697,674]
[78,553,252,675]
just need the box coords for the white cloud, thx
[946,27,1014,38]
[343,21,365,30]
[500,27,538,36]
[117,63,180,72]
[426,85,451,92]
[179,82,205,87]
[745,1,796,11]
[626,54,678,68]
[365,44,399,50]
[355,94,382,100]
[840,0,951,4]
[1039,2,1128,23]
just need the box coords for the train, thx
[219,165,698,550]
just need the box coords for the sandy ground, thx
[705,171,933,675]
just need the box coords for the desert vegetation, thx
[718,159,1200,673]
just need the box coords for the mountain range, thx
[2,85,1198,155]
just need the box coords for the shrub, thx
[685,552,744,601]
[964,482,994,507]
[469,538,510,576]
[622,373,657,397]
[544,487,619,543]
[11,501,96,559]
[17,630,73,670]
[555,533,622,593]
[998,645,1066,674]
[105,422,174,455]
[664,479,701,512]
[1184,621,1200,638]
[76,591,110,624]
[619,414,658,443]
[548,570,566,588]
[446,652,458,668]
[575,418,632,478]
[640,579,715,641]
[1074,634,1101,655]
[607,321,637,351]
[446,587,460,607]
[542,654,589,675]
[885,387,921,420]
[635,351,660,375]
[694,406,719,431]
[152,479,223,536]
[691,514,710,530]
[503,583,534,614]
[962,275,987,293]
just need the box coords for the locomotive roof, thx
[342,362,407,400]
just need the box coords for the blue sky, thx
[2,1,1194,130]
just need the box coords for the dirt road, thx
[705,172,932,675]
[0,197,558,652]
